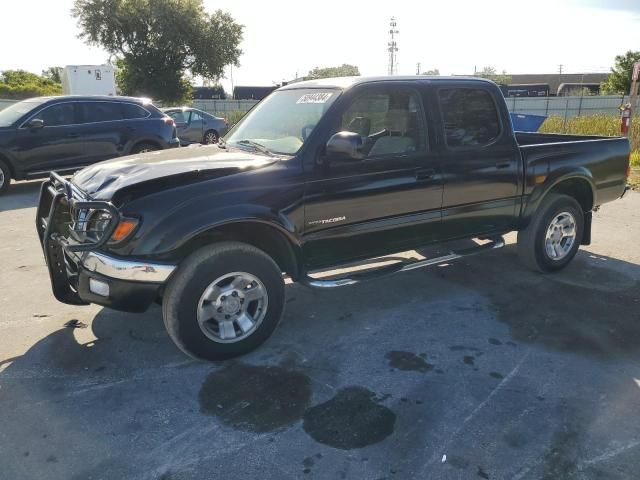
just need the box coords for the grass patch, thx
[539,114,639,158]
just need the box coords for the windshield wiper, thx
[233,139,274,156]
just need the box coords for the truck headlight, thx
[73,208,138,244]
[86,210,113,242]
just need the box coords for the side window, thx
[340,88,426,158]
[438,88,501,148]
[168,110,189,124]
[122,103,150,119]
[190,111,203,122]
[81,102,124,123]
[38,104,75,127]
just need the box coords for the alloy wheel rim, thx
[205,132,217,144]
[196,272,268,343]
[544,211,577,260]
[0,169,4,188]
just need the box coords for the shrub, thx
[539,114,639,160]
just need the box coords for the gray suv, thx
[162,107,228,146]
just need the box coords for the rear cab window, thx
[437,87,501,148]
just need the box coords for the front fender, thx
[132,203,301,257]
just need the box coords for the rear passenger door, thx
[434,85,520,238]
[185,110,205,143]
[75,101,126,165]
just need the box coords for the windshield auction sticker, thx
[296,92,333,104]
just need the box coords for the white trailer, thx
[61,65,117,96]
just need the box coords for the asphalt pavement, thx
[1,181,639,480]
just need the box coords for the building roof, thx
[507,73,609,93]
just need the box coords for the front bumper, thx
[37,173,176,313]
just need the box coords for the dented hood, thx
[71,145,274,200]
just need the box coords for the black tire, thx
[517,194,584,273]
[203,130,218,144]
[162,242,285,360]
[0,159,10,195]
[131,142,160,154]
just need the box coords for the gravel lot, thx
[1,181,639,480]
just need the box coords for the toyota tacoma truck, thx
[36,76,631,360]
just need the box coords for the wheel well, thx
[0,153,15,179]
[172,222,300,279]
[547,178,594,212]
[131,140,161,152]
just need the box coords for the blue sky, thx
[1,0,638,94]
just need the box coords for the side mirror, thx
[326,131,364,161]
[27,118,44,129]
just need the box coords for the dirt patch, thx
[199,363,312,433]
[385,351,433,373]
[303,386,396,450]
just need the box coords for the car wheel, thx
[162,241,285,360]
[131,142,160,154]
[203,130,218,144]
[517,193,584,272]
[0,159,11,195]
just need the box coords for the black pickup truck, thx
[36,76,631,360]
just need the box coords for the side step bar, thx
[302,236,505,288]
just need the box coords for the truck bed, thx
[515,131,613,146]
[516,131,630,208]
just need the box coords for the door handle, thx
[415,168,436,181]
[495,162,511,169]
[66,133,80,139]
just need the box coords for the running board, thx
[302,237,505,288]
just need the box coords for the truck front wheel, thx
[162,242,285,360]
[517,194,584,272]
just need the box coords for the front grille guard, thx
[40,172,121,253]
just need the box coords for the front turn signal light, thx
[110,218,139,243]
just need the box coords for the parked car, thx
[37,76,631,361]
[162,107,228,146]
[0,95,179,194]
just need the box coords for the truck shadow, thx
[0,181,42,212]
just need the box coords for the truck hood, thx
[71,145,275,201]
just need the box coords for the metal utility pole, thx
[388,17,399,76]
[558,64,564,75]
[416,62,421,75]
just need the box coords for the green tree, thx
[306,64,360,80]
[476,66,512,85]
[420,69,440,76]
[42,67,63,84]
[72,0,243,103]
[600,50,640,95]
[0,70,62,99]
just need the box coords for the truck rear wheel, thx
[517,194,583,272]
[162,242,285,360]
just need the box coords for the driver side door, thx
[302,82,443,268]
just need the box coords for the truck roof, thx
[278,75,496,90]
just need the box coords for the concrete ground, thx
[1,181,639,480]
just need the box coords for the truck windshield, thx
[0,98,47,127]
[225,89,339,155]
